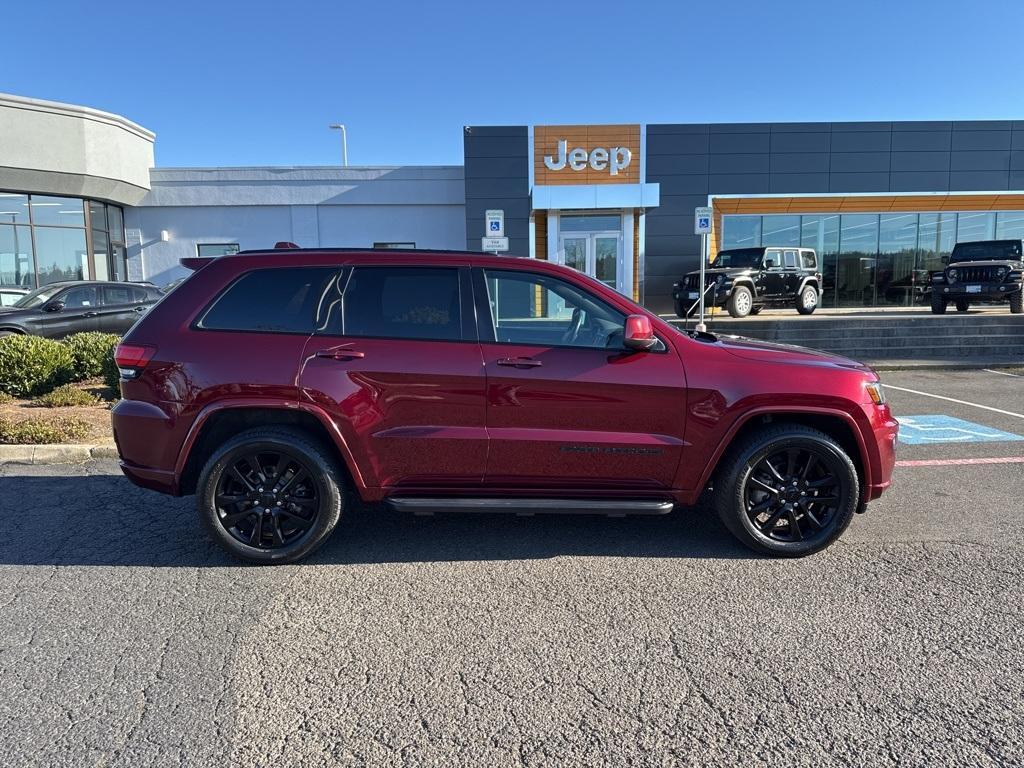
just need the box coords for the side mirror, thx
[43,301,65,313]
[623,314,657,351]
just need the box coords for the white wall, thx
[125,166,466,284]
[0,92,154,205]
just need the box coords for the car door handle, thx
[132,306,147,312]
[83,311,98,318]
[316,347,365,361]
[496,357,542,368]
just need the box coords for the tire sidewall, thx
[724,433,858,557]
[729,286,753,317]
[198,433,342,564]
[797,286,818,314]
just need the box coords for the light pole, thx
[329,124,348,167]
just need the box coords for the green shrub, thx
[101,345,121,397]
[62,332,121,380]
[32,384,100,408]
[0,335,75,398]
[0,415,90,444]
[0,391,13,404]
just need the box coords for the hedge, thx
[62,332,121,380]
[0,335,75,398]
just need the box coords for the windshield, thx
[951,241,1022,262]
[712,248,765,269]
[12,284,63,309]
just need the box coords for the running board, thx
[386,497,674,517]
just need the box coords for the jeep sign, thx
[543,140,632,176]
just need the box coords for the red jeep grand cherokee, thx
[111,248,897,564]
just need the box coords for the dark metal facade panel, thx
[463,126,529,250]
[948,170,1010,190]
[829,152,891,173]
[891,131,952,152]
[709,153,771,174]
[828,172,892,192]
[829,131,893,152]
[646,132,710,155]
[950,130,1012,151]
[708,132,771,154]
[769,132,831,153]
[769,173,830,193]
[949,151,1011,171]
[890,151,951,172]
[769,153,830,173]
[890,171,951,192]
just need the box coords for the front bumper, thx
[935,281,1022,301]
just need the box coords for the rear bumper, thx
[111,398,181,495]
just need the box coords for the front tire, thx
[931,293,947,314]
[714,424,859,557]
[197,427,344,564]
[796,285,818,315]
[727,286,753,318]
[1010,289,1023,314]
[955,299,970,312]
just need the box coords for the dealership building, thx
[4,91,1024,313]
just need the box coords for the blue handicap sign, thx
[898,415,1024,445]
[490,220,500,231]
[698,217,710,228]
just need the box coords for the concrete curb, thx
[0,443,118,465]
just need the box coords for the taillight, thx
[114,343,156,378]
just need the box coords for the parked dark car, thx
[111,247,897,565]
[931,239,1024,314]
[0,287,29,307]
[673,246,823,318]
[0,280,163,338]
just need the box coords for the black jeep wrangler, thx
[673,246,823,319]
[930,239,1023,314]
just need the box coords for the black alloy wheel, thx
[214,449,320,549]
[715,424,859,556]
[197,427,344,564]
[742,446,841,543]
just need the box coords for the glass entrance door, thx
[558,232,622,291]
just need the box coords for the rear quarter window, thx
[198,267,340,334]
[800,251,817,269]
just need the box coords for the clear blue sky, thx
[4,0,1023,168]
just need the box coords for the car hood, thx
[947,260,1021,268]
[0,306,24,315]
[712,333,869,371]
[684,267,756,279]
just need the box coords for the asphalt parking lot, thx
[0,369,1021,767]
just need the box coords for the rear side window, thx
[338,266,463,341]
[199,267,339,333]
[800,250,817,269]
[102,286,133,305]
[783,250,797,268]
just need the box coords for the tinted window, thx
[200,267,339,333]
[800,250,817,269]
[951,240,1023,262]
[340,267,462,341]
[61,286,97,309]
[197,243,240,257]
[783,250,798,268]
[102,285,133,305]
[483,269,627,350]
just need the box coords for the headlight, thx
[931,271,944,282]
[996,267,1008,280]
[865,381,886,405]
[947,268,958,283]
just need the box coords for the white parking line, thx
[983,368,1021,377]
[884,384,1024,421]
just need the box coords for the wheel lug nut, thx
[276,501,282,506]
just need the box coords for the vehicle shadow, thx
[0,473,757,568]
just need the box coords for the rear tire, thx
[955,299,970,312]
[930,293,947,314]
[197,427,344,564]
[796,285,818,315]
[727,286,753,318]
[1010,289,1023,314]
[714,424,859,557]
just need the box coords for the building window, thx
[956,212,996,243]
[197,243,240,257]
[721,216,761,250]
[761,215,801,247]
[373,242,416,249]
[0,192,125,288]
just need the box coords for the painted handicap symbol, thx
[898,415,1024,445]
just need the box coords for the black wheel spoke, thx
[271,518,286,546]
[785,449,798,478]
[246,454,266,484]
[761,459,786,484]
[800,453,817,480]
[279,510,315,530]
[748,498,774,517]
[808,494,839,505]
[216,493,246,510]
[787,509,804,541]
[229,466,255,492]
[807,476,837,490]
[271,454,290,484]
[249,514,264,546]
[758,507,786,531]
[221,507,255,528]
[803,506,825,530]
[749,477,777,495]
[278,469,309,496]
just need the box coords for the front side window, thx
[60,286,97,309]
[199,267,339,333]
[482,269,627,350]
[763,250,784,269]
[339,266,463,341]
